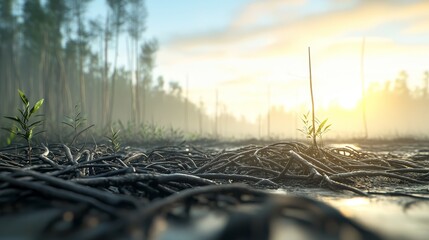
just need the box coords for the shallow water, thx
[276,187,429,240]
[323,196,429,240]
[151,188,429,240]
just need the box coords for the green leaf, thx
[70,124,94,145]
[323,124,332,132]
[28,120,43,128]
[6,136,13,145]
[4,116,26,130]
[19,129,30,141]
[64,116,72,121]
[2,127,16,134]
[62,121,75,128]
[18,109,25,118]
[316,119,329,135]
[33,130,45,137]
[16,133,26,139]
[6,126,16,145]
[75,121,83,128]
[29,99,44,116]
[18,89,29,107]
[113,128,120,137]
[18,107,30,122]
[23,108,30,121]
[4,116,20,123]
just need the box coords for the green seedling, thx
[106,127,121,153]
[2,89,44,162]
[62,104,94,145]
[298,112,331,143]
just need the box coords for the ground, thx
[0,139,428,239]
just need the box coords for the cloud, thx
[157,0,429,87]
[156,0,429,119]
[165,0,429,54]
[403,18,429,35]
[230,0,306,29]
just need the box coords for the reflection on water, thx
[332,198,370,218]
[151,189,429,240]
[327,143,361,150]
[322,196,429,240]
[269,188,429,240]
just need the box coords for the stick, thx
[308,47,317,148]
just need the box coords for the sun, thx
[337,91,361,109]
[315,76,363,110]
[312,59,363,111]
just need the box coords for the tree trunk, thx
[102,15,110,127]
[107,24,120,126]
[135,40,141,124]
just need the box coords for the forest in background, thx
[1,1,429,146]
[0,0,236,144]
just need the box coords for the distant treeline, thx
[0,0,254,143]
[266,70,429,139]
[0,0,159,130]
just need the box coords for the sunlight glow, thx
[342,198,370,207]
[327,197,371,218]
[154,0,429,124]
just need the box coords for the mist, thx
[1,0,429,146]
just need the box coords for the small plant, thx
[2,89,44,162]
[62,104,94,145]
[106,127,121,153]
[298,112,331,143]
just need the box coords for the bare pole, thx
[361,37,368,139]
[308,47,317,148]
[215,89,218,138]
[185,74,189,132]
[267,85,271,139]
[199,97,203,136]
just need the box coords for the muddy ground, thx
[0,139,428,240]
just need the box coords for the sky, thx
[91,0,429,122]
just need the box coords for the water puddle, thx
[322,196,429,240]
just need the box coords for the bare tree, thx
[0,0,19,116]
[139,39,158,122]
[106,0,128,126]
[103,15,112,127]
[127,0,147,124]
[361,37,368,139]
[70,0,92,115]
